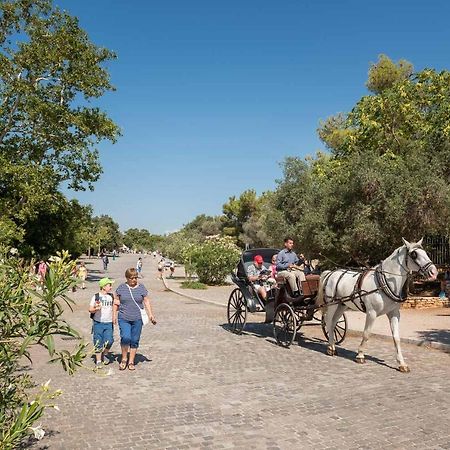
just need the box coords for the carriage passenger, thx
[247,255,274,301]
[276,237,306,297]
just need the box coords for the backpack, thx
[90,292,114,320]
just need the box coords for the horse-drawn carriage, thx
[227,248,347,347]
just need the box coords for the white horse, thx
[317,238,437,372]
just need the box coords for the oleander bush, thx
[0,249,88,449]
[189,236,240,285]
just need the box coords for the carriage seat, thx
[275,273,320,297]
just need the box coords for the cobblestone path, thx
[30,255,450,449]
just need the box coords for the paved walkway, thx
[29,255,450,449]
[165,266,450,352]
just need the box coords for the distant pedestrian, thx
[157,259,164,280]
[90,277,115,368]
[37,259,48,286]
[102,254,109,271]
[78,261,88,289]
[169,261,175,278]
[136,257,143,277]
[113,268,156,371]
[71,263,78,292]
[112,249,117,261]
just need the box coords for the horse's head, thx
[402,237,438,280]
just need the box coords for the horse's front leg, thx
[356,309,377,363]
[326,304,346,356]
[387,309,409,373]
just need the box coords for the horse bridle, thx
[398,247,433,277]
[377,246,433,303]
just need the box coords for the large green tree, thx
[275,55,450,265]
[0,0,120,255]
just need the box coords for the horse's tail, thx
[316,270,331,308]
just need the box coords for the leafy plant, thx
[0,250,88,449]
[189,236,240,285]
[180,281,208,290]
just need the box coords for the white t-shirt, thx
[90,293,114,323]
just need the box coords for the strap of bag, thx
[127,285,143,310]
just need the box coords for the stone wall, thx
[401,297,450,309]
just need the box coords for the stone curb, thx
[161,277,225,308]
[163,278,450,353]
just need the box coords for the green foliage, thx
[91,215,122,253]
[123,228,161,252]
[366,54,413,94]
[189,236,240,285]
[222,190,259,246]
[0,249,88,449]
[180,281,208,290]
[0,0,120,190]
[0,0,120,257]
[274,57,450,265]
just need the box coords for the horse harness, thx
[321,246,433,308]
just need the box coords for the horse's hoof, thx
[326,347,336,356]
[355,357,366,364]
[398,365,410,373]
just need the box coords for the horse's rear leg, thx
[356,309,377,364]
[387,309,410,373]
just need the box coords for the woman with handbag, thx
[113,267,156,371]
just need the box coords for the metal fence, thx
[424,236,450,267]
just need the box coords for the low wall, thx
[402,297,450,309]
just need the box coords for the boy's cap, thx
[254,255,264,264]
[99,277,114,288]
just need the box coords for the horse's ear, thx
[417,237,424,247]
[402,237,411,249]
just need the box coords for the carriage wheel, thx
[227,288,247,334]
[273,303,297,348]
[321,312,347,345]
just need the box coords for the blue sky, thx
[58,0,450,234]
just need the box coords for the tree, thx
[0,0,120,190]
[123,228,161,252]
[276,56,450,265]
[0,0,120,256]
[92,215,122,253]
[183,214,223,238]
[222,190,259,246]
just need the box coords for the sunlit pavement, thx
[30,254,450,449]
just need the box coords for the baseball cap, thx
[99,277,114,289]
[254,255,264,264]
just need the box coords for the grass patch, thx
[180,281,208,290]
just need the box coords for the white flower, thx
[9,247,18,255]
[53,405,60,411]
[42,379,51,391]
[29,425,45,440]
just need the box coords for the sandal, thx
[128,363,136,371]
[119,361,127,371]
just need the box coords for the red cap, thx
[254,255,264,264]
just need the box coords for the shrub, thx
[180,281,208,289]
[190,236,240,285]
[0,250,88,449]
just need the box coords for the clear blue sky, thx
[58,0,450,234]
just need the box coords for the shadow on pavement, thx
[220,322,398,370]
[417,329,450,346]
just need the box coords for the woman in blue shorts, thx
[113,267,156,371]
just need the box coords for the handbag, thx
[127,285,149,326]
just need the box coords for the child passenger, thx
[89,277,115,368]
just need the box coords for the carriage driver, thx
[247,255,273,301]
[276,237,306,297]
